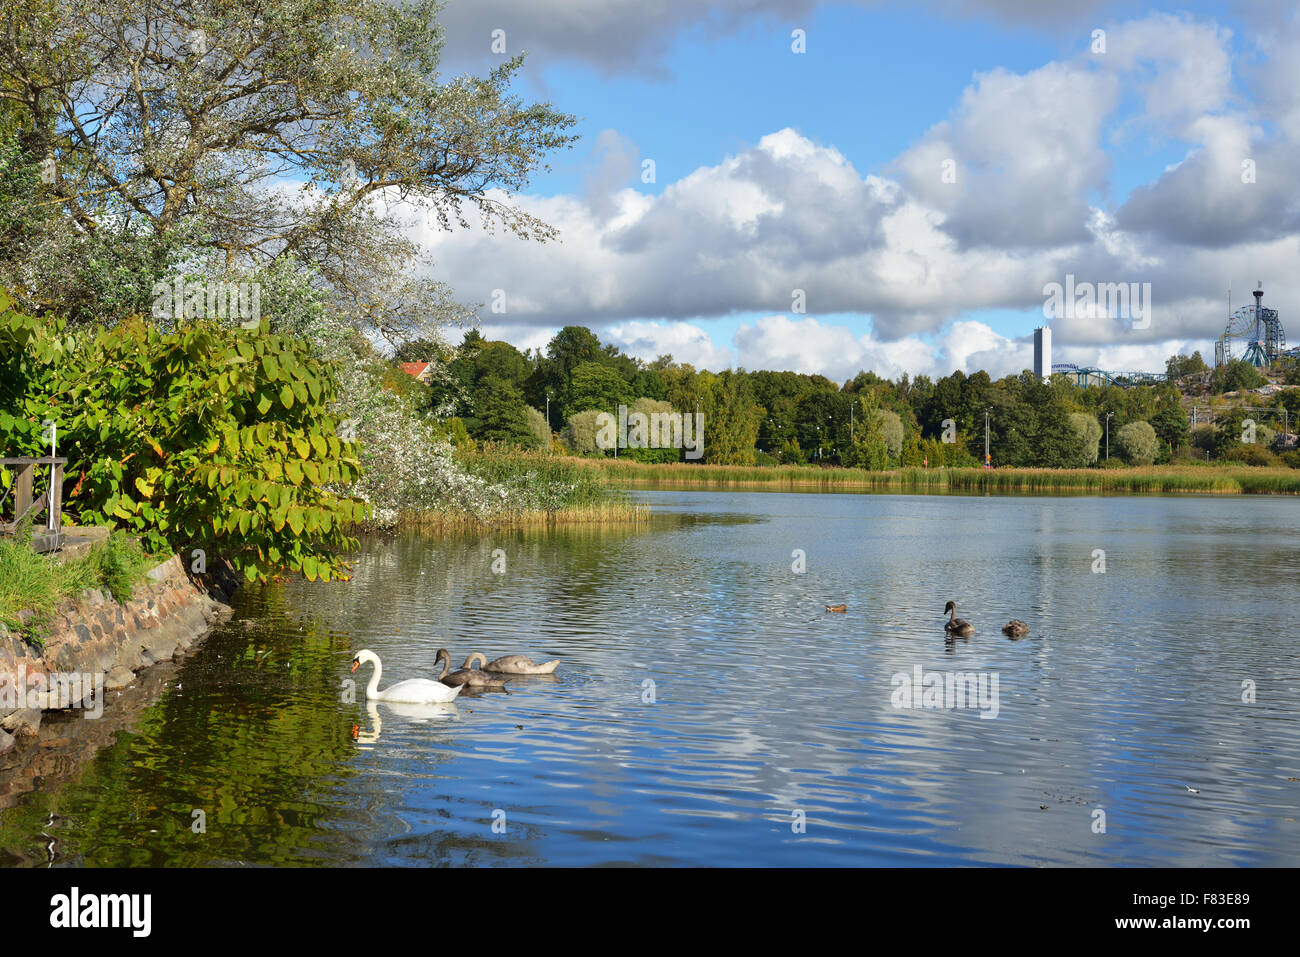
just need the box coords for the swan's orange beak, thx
[350,660,359,673]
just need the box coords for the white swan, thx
[350,649,462,703]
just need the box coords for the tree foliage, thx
[1116,420,1159,466]
[0,0,577,335]
[1,291,365,582]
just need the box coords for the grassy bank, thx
[0,530,155,641]
[392,448,651,532]
[570,458,1300,495]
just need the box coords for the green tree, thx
[523,405,550,450]
[471,375,533,445]
[1116,420,1159,466]
[1150,399,1189,453]
[1166,352,1209,379]
[1211,360,1267,394]
[1068,412,1102,465]
[565,361,634,414]
[699,371,763,465]
[563,409,604,455]
[623,398,680,463]
[843,392,889,470]
[876,408,904,461]
[0,0,577,332]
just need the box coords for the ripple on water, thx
[2,491,1299,865]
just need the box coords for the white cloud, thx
[605,320,735,370]
[410,10,1300,381]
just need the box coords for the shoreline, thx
[566,459,1300,496]
[0,555,238,764]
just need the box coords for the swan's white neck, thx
[364,654,382,697]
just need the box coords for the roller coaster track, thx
[1051,363,1167,388]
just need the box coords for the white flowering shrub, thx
[245,263,605,526]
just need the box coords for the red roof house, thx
[400,361,432,383]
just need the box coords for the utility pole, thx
[1105,412,1114,460]
[984,410,990,467]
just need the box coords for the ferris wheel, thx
[1215,283,1285,367]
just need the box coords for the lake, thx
[2,489,1299,866]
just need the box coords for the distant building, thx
[1033,326,1052,381]
[400,361,432,383]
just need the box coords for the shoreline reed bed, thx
[568,459,1300,495]
[392,499,651,534]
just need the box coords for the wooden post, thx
[14,463,32,523]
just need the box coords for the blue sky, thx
[413,0,1300,382]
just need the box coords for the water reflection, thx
[0,491,1298,866]
[353,700,460,748]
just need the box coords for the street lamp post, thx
[1105,412,1114,461]
[984,410,991,467]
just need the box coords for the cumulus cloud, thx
[605,320,735,370]
[729,314,1201,381]
[411,9,1300,380]
[894,61,1119,250]
[731,314,1030,381]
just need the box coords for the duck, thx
[1002,619,1030,638]
[825,604,847,613]
[478,652,560,675]
[943,601,974,637]
[436,649,511,691]
[351,649,462,704]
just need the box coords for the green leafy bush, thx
[1,296,366,583]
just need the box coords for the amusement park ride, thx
[1050,283,1294,388]
[1215,283,1293,368]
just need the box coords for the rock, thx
[1,708,42,737]
[105,667,135,691]
[0,728,13,754]
[140,626,180,662]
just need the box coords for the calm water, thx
[2,490,1299,866]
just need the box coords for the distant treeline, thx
[397,328,1300,469]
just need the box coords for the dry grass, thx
[394,499,651,533]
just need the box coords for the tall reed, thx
[571,458,1300,495]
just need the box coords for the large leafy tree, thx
[0,0,577,335]
[843,391,889,470]
[565,361,634,416]
[1116,420,1159,466]
[470,375,533,445]
[698,370,763,465]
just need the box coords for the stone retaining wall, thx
[0,554,236,755]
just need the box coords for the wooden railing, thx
[1,457,68,543]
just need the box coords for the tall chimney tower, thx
[1034,326,1052,381]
